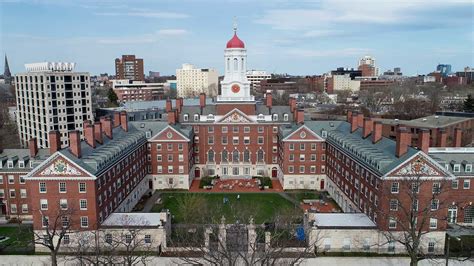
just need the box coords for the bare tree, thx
[169,200,318,266]
[379,165,454,266]
[33,208,76,266]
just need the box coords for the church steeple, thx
[4,54,12,85]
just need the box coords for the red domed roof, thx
[226,33,245,48]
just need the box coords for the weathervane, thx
[233,16,237,33]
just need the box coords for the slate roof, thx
[280,120,344,139]
[326,122,419,176]
[58,126,147,175]
[129,121,193,140]
[0,148,50,172]
[429,148,474,177]
[311,213,376,228]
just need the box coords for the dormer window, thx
[145,131,151,138]
[321,130,328,138]
[7,161,13,168]
[283,114,289,121]
[257,114,264,121]
[194,114,200,121]
[453,164,461,173]
[272,114,278,121]
[465,164,472,172]
[183,114,189,121]
[207,114,215,121]
[18,161,25,168]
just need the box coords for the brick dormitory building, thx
[0,27,472,254]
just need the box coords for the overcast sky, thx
[1,0,473,76]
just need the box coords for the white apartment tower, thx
[176,64,218,98]
[15,62,93,148]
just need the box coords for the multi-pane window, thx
[391,182,399,193]
[232,150,239,163]
[40,199,48,210]
[244,127,250,133]
[431,199,439,210]
[59,182,66,193]
[208,150,215,162]
[388,218,397,229]
[311,143,316,150]
[432,183,441,194]
[62,216,69,228]
[80,199,87,210]
[39,182,47,193]
[243,150,250,163]
[411,182,419,193]
[42,216,49,227]
[208,136,214,145]
[79,182,86,193]
[80,216,89,228]
[105,234,112,244]
[428,242,435,253]
[8,175,14,184]
[222,150,228,162]
[452,180,459,189]
[60,199,68,210]
[208,126,214,133]
[233,126,238,133]
[429,218,437,229]
[300,143,305,150]
[257,137,264,144]
[289,144,294,150]
[299,154,305,162]
[125,234,132,244]
[222,126,228,133]
[63,235,70,245]
[222,136,228,145]
[464,180,470,189]
[389,199,398,211]
[144,235,152,244]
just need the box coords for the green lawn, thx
[152,192,300,224]
[0,225,34,254]
[285,191,323,203]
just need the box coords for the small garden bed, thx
[254,176,273,189]
[199,176,216,188]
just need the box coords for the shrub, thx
[255,176,273,188]
[199,176,215,188]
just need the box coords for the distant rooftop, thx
[429,147,474,177]
[24,62,76,72]
[374,115,472,128]
[102,212,168,227]
[119,98,215,111]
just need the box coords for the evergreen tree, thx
[464,94,474,112]
[107,88,118,105]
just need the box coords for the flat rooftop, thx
[374,115,472,128]
[102,213,168,227]
[311,213,376,228]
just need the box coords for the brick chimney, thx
[176,97,184,114]
[199,92,206,107]
[437,129,447,147]
[350,112,359,133]
[357,113,364,128]
[29,138,38,157]
[453,128,462,147]
[347,110,353,123]
[168,111,176,125]
[84,123,96,148]
[362,117,373,138]
[418,128,430,154]
[113,112,121,128]
[372,121,383,144]
[396,127,411,158]
[69,131,82,158]
[120,111,128,132]
[296,109,304,124]
[94,121,103,144]
[165,98,172,113]
[103,117,113,139]
[48,131,61,154]
[289,98,296,113]
[266,92,273,109]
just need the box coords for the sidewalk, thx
[141,190,161,212]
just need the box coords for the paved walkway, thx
[141,190,161,212]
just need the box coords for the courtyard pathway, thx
[141,190,161,212]
[189,178,283,193]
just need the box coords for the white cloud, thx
[94,11,189,19]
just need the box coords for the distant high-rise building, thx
[3,55,12,85]
[436,64,452,77]
[176,63,219,98]
[246,70,271,93]
[15,62,93,148]
[115,55,144,81]
[358,55,378,76]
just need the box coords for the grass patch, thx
[0,225,34,254]
[285,191,322,203]
[152,192,299,224]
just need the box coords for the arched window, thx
[234,58,238,70]
[244,150,250,163]
[194,114,199,121]
[241,58,244,71]
[227,58,230,69]
[222,150,228,162]
[183,114,189,121]
[208,150,215,163]
[273,114,278,121]
[233,150,239,163]
[283,113,289,121]
[257,150,264,162]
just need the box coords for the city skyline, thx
[1,0,473,76]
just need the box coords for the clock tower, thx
[217,22,254,102]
